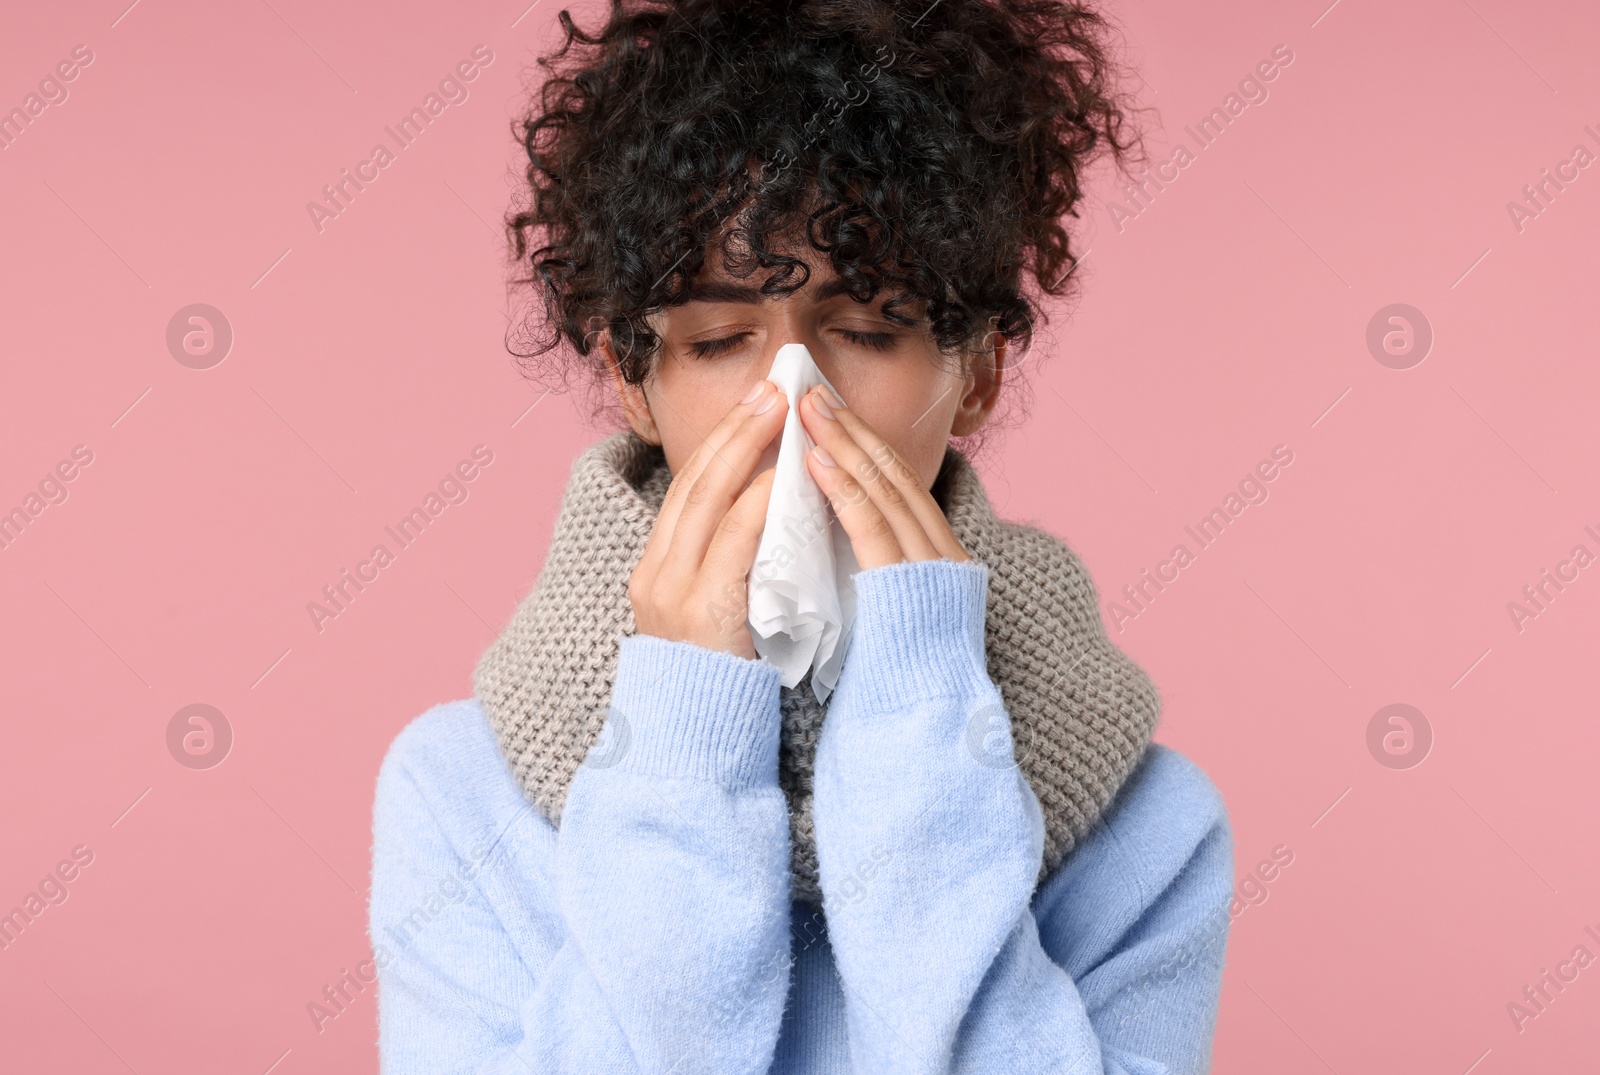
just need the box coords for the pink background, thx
[2,0,1597,1070]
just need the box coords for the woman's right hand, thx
[628,378,787,660]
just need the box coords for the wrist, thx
[605,632,782,787]
[837,558,991,711]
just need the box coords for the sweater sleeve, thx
[812,559,1233,1075]
[370,634,794,1074]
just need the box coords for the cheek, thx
[649,364,757,471]
[845,369,956,488]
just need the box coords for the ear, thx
[950,320,1006,437]
[601,331,663,445]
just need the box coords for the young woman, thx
[369,1,1234,1071]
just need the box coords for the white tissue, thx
[746,343,860,703]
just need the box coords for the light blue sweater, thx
[369,559,1233,1073]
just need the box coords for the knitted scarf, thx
[474,430,1162,907]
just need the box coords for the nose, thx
[759,322,838,388]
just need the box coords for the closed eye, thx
[837,329,898,351]
[687,333,749,358]
[686,328,900,359]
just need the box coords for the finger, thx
[662,388,788,582]
[800,382,960,563]
[805,442,905,570]
[639,379,781,576]
[696,465,776,648]
[800,387,948,562]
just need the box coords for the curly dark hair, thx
[505,0,1144,446]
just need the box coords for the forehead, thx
[682,229,847,300]
[674,225,916,315]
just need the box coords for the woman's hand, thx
[798,384,971,569]
[629,378,787,660]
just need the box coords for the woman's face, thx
[604,238,1007,491]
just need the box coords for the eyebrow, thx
[681,277,859,304]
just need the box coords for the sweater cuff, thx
[843,558,992,711]
[603,632,783,787]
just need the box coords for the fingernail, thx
[741,380,767,405]
[811,387,836,420]
[812,443,837,467]
[754,391,780,414]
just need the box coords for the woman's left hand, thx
[798,383,972,570]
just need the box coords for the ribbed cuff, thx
[842,558,991,711]
[605,633,783,787]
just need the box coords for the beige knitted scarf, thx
[474,430,1161,907]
